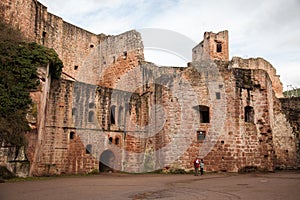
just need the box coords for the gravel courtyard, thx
[1,171,299,200]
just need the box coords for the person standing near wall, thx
[200,159,204,175]
[193,158,200,176]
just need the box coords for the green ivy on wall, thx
[0,20,63,147]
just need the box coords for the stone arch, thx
[99,150,115,172]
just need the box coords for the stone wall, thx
[279,97,300,168]
[0,0,37,41]
[230,57,283,98]
[0,0,298,175]
[192,30,229,61]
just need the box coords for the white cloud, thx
[38,0,300,89]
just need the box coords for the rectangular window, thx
[216,92,221,99]
[197,131,206,141]
[199,106,210,123]
[110,105,116,124]
[216,42,222,53]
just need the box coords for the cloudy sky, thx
[38,0,300,90]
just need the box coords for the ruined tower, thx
[192,30,229,61]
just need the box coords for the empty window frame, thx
[109,137,113,145]
[70,131,75,140]
[216,42,222,53]
[245,106,254,123]
[115,137,120,145]
[110,105,116,124]
[199,105,210,123]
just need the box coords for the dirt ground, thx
[0,171,299,200]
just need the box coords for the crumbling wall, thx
[230,57,283,98]
[192,30,229,61]
[278,97,300,168]
[1,0,298,175]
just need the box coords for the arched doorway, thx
[99,150,115,172]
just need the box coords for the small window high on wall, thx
[216,42,222,53]
[199,105,210,123]
[245,106,254,123]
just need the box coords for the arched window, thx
[245,106,254,123]
[86,144,92,154]
[199,105,210,123]
[110,105,116,124]
[88,111,94,122]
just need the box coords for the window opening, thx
[245,106,254,123]
[123,51,127,59]
[197,131,206,141]
[86,144,92,154]
[88,111,94,122]
[110,105,116,124]
[70,131,75,140]
[115,137,120,145]
[199,105,210,123]
[216,42,222,53]
[109,137,113,144]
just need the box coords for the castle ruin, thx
[0,0,299,176]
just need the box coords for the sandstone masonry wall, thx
[0,0,298,175]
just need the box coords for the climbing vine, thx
[0,20,63,147]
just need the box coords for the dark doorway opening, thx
[99,150,115,172]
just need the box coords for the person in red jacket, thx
[193,158,200,176]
